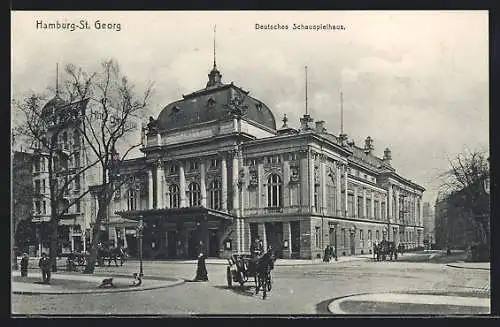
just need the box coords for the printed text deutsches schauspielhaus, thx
[255,23,346,31]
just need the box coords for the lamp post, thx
[136,215,144,278]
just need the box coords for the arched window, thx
[169,184,180,208]
[127,189,137,211]
[208,180,221,210]
[267,174,283,207]
[187,182,201,207]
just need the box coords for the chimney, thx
[338,133,348,147]
[315,120,326,133]
[364,136,374,154]
[383,147,392,165]
[300,114,314,131]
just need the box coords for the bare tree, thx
[13,94,100,271]
[63,60,153,274]
[438,148,490,246]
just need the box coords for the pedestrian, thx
[194,252,208,282]
[38,252,51,284]
[331,245,338,261]
[20,253,29,277]
[323,245,330,262]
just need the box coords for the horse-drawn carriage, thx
[226,250,275,299]
[373,240,398,261]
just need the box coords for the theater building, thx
[112,61,426,259]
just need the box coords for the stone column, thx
[388,184,393,223]
[343,164,348,217]
[258,223,267,250]
[200,160,207,207]
[179,162,187,208]
[231,152,239,214]
[354,186,358,218]
[419,198,423,228]
[113,227,118,247]
[309,151,315,213]
[320,158,327,214]
[156,162,163,209]
[257,159,264,208]
[122,227,128,248]
[363,187,367,218]
[371,190,375,219]
[299,151,309,209]
[395,188,400,224]
[148,168,154,209]
[221,155,228,211]
[283,159,290,207]
[378,194,383,220]
[336,163,342,216]
[283,221,292,258]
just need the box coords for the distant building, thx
[422,202,435,246]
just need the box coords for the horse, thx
[254,250,276,299]
[375,240,398,261]
[97,244,125,267]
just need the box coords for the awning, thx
[115,207,235,223]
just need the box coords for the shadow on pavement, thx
[213,285,256,297]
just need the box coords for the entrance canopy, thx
[115,207,235,224]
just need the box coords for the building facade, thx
[111,62,425,259]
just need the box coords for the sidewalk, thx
[11,271,184,295]
[123,254,374,266]
[327,292,491,315]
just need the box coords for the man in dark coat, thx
[20,253,29,277]
[38,253,51,284]
[251,237,264,258]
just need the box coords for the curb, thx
[446,264,490,271]
[12,278,185,295]
[325,290,491,315]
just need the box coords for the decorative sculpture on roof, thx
[364,136,374,154]
[146,116,159,134]
[226,91,248,118]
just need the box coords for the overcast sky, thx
[11,11,489,205]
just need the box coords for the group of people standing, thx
[19,252,52,284]
[323,245,337,262]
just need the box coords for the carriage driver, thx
[250,236,265,258]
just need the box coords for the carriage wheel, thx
[226,267,232,288]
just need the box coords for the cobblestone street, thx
[11,257,490,315]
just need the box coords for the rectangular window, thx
[75,175,80,191]
[169,164,178,175]
[342,229,347,248]
[359,230,364,248]
[210,159,219,169]
[357,196,363,217]
[315,226,321,248]
[366,198,372,218]
[34,159,40,173]
[376,230,380,241]
[290,153,298,161]
[368,230,372,241]
[374,200,380,220]
[41,158,46,172]
[42,201,47,214]
[347,194,354,217]
[314,186,319,211]
[189,161,199,171]
[381,202,386,219]
[76,199,81,213]
[34,201,41,215]
[35,180,41,194]
[74,152,80,168]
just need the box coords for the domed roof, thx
[41,95,68,119]
[156,83,276,131]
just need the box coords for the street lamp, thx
[136,215,144,278]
